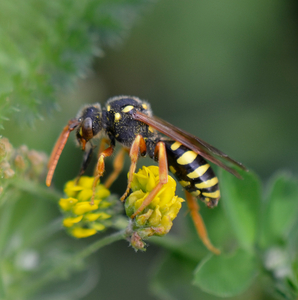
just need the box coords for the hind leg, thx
[185,191,220,255]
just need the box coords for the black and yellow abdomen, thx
[164,140,220,208]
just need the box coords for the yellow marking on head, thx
[122,105,134,113]
[107,105,111,111]
[202,190,221,199]
[191,190,201,197]
[179,180,191,187]
[187,164,209,179]
[195,177,218,189]
[148,126,154,133]
[177,151,197,165]
[171,141,182,151]
[142,103,148,110]
[115,112,121,121]
[169,166,176,174]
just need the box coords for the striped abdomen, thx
[164,140,220,208]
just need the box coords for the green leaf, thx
[260,172,298,248]
[219,169,261,251]
[193,249,258,297]
[151,253,214,300]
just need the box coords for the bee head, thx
[76,104,102,149]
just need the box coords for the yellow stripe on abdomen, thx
[187,164,209,179]
[191,190,201,197]
[195,177,218,189]
[169,166,176,174]
[179,180,191,187]
[177,151,197,165]
[171,141,182,151]
[202,190,220,199]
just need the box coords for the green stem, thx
[23,230,126,297]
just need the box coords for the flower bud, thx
[125,166,184,251]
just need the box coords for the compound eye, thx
[121,105,135,113]
[82,117,93,140]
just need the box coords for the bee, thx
[46,96,247,254]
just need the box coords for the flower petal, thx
[71,227,97,238]
[92,223,106,231]
[78,176,94,189]
[64,181,83,197]
[77,188,93,201]
[73,202,98,215]
[59,197,78,211]
[63,215,83,227]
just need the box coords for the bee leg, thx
[46,118,80,187]
[75,144,94,184]
[120,135,147,202]
[104,147,127,189]
[93,138,112,177]
[185,191,220,255]
[90,146,114,205]
[130,142,168,219]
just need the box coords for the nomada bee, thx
[46,96,247,254]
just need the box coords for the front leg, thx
[104,147,128,189]
[75,143,94,184]
[90,146,114,204]
[120,135,147,202]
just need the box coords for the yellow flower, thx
[125,166,184,250]
[63,215,83,227]
[59,197,78,211]
[59,176,119,238]
[72,202,99,215]
[71,227,97,238]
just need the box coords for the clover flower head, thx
[59,176,120,238]
[125,166,184,251]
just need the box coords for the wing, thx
[132,111,248,179]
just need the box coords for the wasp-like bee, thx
[46,96,247,254]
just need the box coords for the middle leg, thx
[120,134,147,202]
[130,141,168,219]
[90,145,114,204]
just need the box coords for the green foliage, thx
[0,0,151,127]
[149,170,298,300]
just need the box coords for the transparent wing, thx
[133,111,247,178]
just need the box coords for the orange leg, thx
[185,191,220,255]
[90,146,114,204]
[131,142,168,219]
[104,147,127,189]
[93,138,111,176]
[120,135,147,202]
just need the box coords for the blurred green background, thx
[7,0,298,179]
[3,0,298,299]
